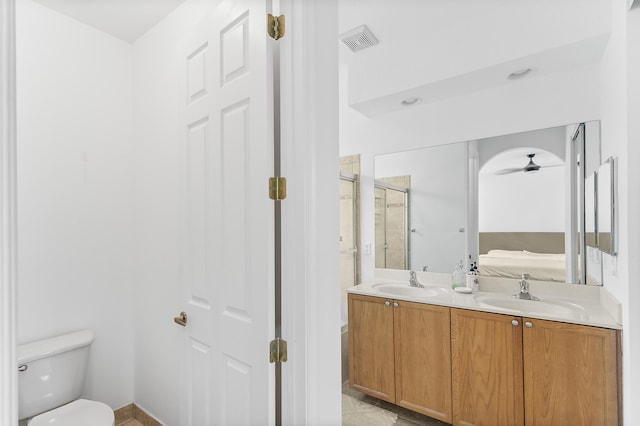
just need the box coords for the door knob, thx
[174,311,187,327]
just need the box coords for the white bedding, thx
[478,249,566,282]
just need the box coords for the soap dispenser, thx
[466,262,479,292]
[451,260,465,289]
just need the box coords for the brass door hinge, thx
[269,338,288,363]
[269,177,286,200]
[267,14,285,40]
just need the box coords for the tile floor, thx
[120,420,144,426]
[118,386,447,426]
[342,383,449,426]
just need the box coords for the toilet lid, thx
[29,399,114,426]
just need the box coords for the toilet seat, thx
[29,399,114,426]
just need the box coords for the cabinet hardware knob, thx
[525,321,533,328]
[512,320,519,326]
[385,301,390,306]
[18,365,27,372]
[174,311,188,326]
[393,302,399,308]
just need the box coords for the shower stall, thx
[374,180,409,270]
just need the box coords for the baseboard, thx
[114,403,162,426]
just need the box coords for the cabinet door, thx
[522,318,620,426]
[348,294,395,402]
[394,300,452,423]
[451,309,524,426]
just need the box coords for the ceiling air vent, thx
[340,25,379,53]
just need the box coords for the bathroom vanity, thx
[347,272,622,426]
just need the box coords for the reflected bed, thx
[478,249,566,282]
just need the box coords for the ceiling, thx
[339,0,612,116]
[32,0,188,43]
[31,0,612,114]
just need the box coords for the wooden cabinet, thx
[348,294,395,402]
[522,317,620,426]
[349,295,621,425]
[348,294,452,422]
[451,308,621,426]
[451,308,524,426]
[395,300,452,422]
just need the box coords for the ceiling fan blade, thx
[495,167,524,175]
[540,164,564,169]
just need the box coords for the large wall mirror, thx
[374,121,602,285]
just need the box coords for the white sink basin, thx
[474,295,586,317]
[372,283,446,298]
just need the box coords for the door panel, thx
[451,309,524,426]
[523,318,619,426]
[394,301,452,423]
[180,2,273,424]
[348,294,395,402]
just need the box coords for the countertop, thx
[346,269,622,330]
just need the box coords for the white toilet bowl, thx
[28,399,114,426]
[18,330,115,426]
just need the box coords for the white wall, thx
[626,5,640,424]
[131,1,213,424]
[375,143,467,273]
[16,0,134,410]
[478,127,566,233]
[479,166,565,232]
[599,1,640,423]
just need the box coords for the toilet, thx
[18,330,115,426]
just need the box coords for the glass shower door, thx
[340,176,357,292]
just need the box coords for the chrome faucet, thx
[409,271,425,288]
[513,273,539,300]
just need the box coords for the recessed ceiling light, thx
[401,97,422,106]
[508,68,533,80]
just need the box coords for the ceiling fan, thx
[495,153,561,175]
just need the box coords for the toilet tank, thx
[18,330,95,420]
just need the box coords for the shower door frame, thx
[374,180,410,270]
[340,172,358,287]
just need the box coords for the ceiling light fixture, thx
[508,68,533,80]
[401,97,422,106]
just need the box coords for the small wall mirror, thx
[585,172,597,249]
[584,172,603,284]
[597,157,616,255]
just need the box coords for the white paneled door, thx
[179,1,274,424]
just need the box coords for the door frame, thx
[0,0,342,424]
[278,0,341,424]
[0,0,18,423]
